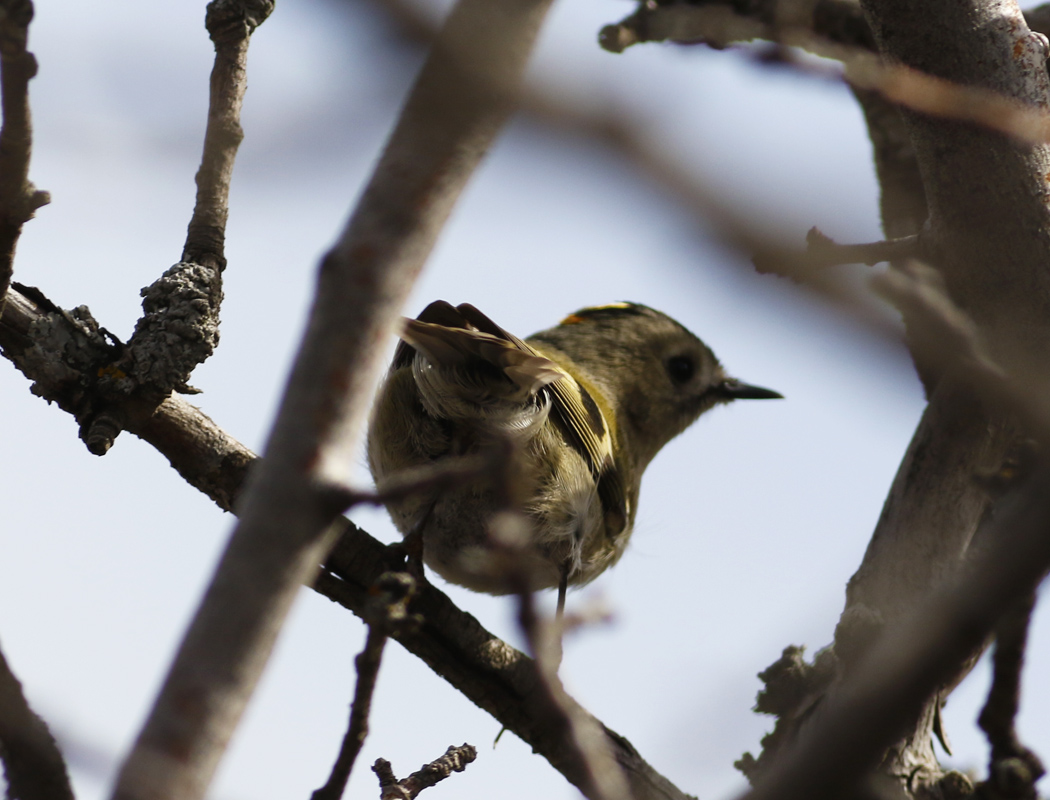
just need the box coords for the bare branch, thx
[754,228,920,274]
[976,591,1045,800]
[0,284,255,510]
[601,2,1050,153]
[0,268,694,800]
[739,260,1050,800]
[0,640,74,800]
[598,0,876,53]
[824,0,1050,782]
[804,228,919,268]
[183,0,273,268]
[312,573,419,800]
[0,0,48,305]
[372,745,478,800]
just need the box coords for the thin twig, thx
[183,0,273,268]
[312,574,419,800]
[602,3,1050,148]
[753,229,921,274]
[0,639,75,800]
[312,625,387,800]
[977,591,1045,799]
[314,455,493,517]
[804,229,920,268]
[0,0,49,306]
[371,745,478,799]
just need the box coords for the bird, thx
[366,300,781,607]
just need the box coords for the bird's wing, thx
[394,301,629,537]
[457,304,629,537]
[392,300,463,370]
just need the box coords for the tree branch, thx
[183,0,273,269]
[0,0,48,306]
[0,281,691,800]
[744,459,1050,800]
[372,745,477,800]
[804,228,919,267]
[753,228,920,274]
[976,591,1045,800]
[742,261,1050,800]
[598,0,1050,56]
[0,640,74,800]
[312,573,419,800]
[814,0,1050,785]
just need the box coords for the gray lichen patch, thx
[127,261,223,394]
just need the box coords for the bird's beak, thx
[718,378,783,400]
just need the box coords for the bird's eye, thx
[666,354,695,385]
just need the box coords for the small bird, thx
[367,301,780,604]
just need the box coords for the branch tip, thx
[205,0,275,42]
[370,745,478,800]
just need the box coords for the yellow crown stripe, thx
[559,302,634,325]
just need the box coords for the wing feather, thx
[394,301,630,537]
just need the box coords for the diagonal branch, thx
[0,640,74,800]
[744,460,1050,800]
[600,3,1050,152]
[0,282,691,800]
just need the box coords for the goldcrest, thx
[367,301,780,596]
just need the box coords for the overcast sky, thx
[0,2,1046,799]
